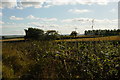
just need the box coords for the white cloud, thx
[61,18,92,23]
[2,23,27,29]
[28,22,60,31]
[20,0,46,8]
[44,5,52,8]
[95,19,118,23]
[112,19,118,22]
[21,2,42,8]
[6,22,15,24]
[61,18,118,24]
[0,21,4,24]
[29,22,46,27]
[68,9,91,14]
[10,16,24,20]
[29,22,57,26]
[0,0,119,9]
[1,0,17,9]
[110,8,117,13]
[40,18,57,22]
[45,0,119,7]
[27,15,57,21]
[0,12,2,16]
[61,19,73,23]
[27,15,39,19]
[21,0,46,2]
[48,0,97,6]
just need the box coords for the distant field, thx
[61,35,99,38]
[0,38,25,42]
[55,36,120,42]
[0,36,120,42]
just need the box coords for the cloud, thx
[44,0,119,8]
[27,15,57,21]
[0,12,2,16]
[44,5,52,8]
[95,19,118,23]
[111,19,118,23]
[28,22,60,31]
[10,16,24,20]
[40,18,57,22]
[2,23,27,29]
[0,0,43,9]
[110,8,117,13]
[27,15,39,19]
[47,0,111,6]
[20,0,46,8]
[61,19,73,23]
[68,9,91,14]
[1,0,119,9]
[1,0,17,9]
[61,18,92,23]
[6,22,15,25]
[21,2,42,8]
[61,18,118,24]
[0,21,4,24]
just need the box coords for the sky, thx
[0,0,119,35]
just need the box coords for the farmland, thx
[2,1,120,79]
[1,35,120,42]
[2,28,120,79]
[56,36,120,42]
[0,38,25,42]
[2,40,120,79]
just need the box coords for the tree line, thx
[24,28,59,40]
[24,28,120,40]
[24,28,79,40]
[85,29,120,36]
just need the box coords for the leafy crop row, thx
[2,41,120,79]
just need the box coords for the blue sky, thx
[0,0,119,35]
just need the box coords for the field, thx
[2,1,120,79]
[2,40,120,79]
[56,36,120,42]
[0,38,24,42]
[1,35,120,42]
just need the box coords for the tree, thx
[70,31,77,36]
[46,30,58,35]
[45,30,59,40]
[24,28,44,40]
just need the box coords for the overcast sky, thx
[0,0,119,35]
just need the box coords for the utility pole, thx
[92,19,94,30]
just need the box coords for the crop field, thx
[2,40,120,79]
[1,35,120,42]
[2,1,120,79]
[0,38,25,42]
[55,36,120,42]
